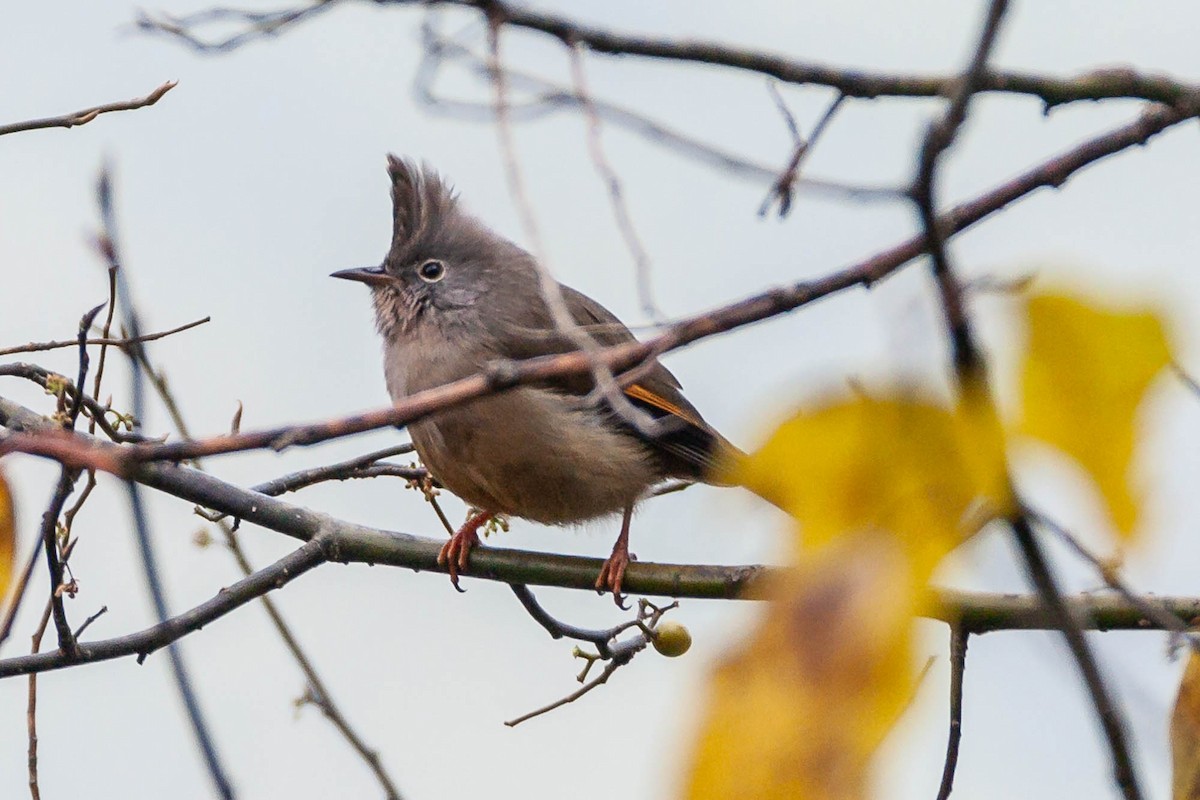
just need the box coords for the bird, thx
[333,156,739,600]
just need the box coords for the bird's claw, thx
[438,522,484,592]
[595,550,635,609]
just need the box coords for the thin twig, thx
[759,93,847,217]
[911,0,1008,370]
[936,625,969,800]
[0,536,331,679]
[73,606,108,638]
[37,473,78,656]
[0,539,44,651]
[97,166,237,800]
[0,81,176,137]
[0,316,211,358]
[8,100,1176,468]
[504,658,622,727]
[503,598,677,726]
[245,445,418,499]
[136,343,406,800]
[1031,509,1200,651]
[414,23,890,201]
[34,306,105,656]
[9,394,1200,627]
[0,363,145,444]
[1010,518,1142,799]
[140,2,1200,109]
[567,43,660,318]
[909,3,1142,796]
[26,601,52,800]
[483,16,663,440]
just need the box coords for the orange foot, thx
[438,511,494,592]
[595,504,635,608]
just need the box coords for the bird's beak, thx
[330,265,391,287]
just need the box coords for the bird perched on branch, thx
[334,156,739,600]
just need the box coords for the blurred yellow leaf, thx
[689,389,1012,800]
[1171,650,1200,800]
[685,533,915,800]
[0,468,12,599]
[1020,292,1171,538]
[728,389,1012,579]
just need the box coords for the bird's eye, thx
[417,259,446,283]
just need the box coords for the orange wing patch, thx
[625,384,704,429]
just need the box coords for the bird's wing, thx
[497,284,730,480]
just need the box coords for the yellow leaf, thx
[1171,650,1200,800]
[685,533,916,800]
[728,391,1012,579]
[1019,292,1171,538]
[0,468,12,599]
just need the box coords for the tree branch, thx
[4,393,1200,645]
[2,101,1190,471]
[0,536,330,679]
[139,2,1200,110]
[0,316,211,358]
[0,81,176,137]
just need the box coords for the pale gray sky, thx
[2,1,1200,798]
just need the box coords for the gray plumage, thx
[335,156,737,592]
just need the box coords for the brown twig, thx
[73,606,108,639]
[1030,509,1200,652]
[567,43,660,318]
[0,539,44,651]
[241,444,419,500]
[0,535,331,679]
[26,601,52,800]
[483,15,663,441]
[911,4,1142,796]
[759,93,848,217]
[8,390,1200,639]
[0,81,176,137]
[34,305,107,657]
[911,0,1008,370]
[0,363,145,444]
[140,2,1200,110]
[3,99,1188,472]
[98,165,237,800]
[503,598,678,726]
[1009,517,1143,799]
[936,625,969,800]
[136,343,407,800]
[0,316,211,358]
[414,22,888,202]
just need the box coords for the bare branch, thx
[0,536,330,679]
[5,394,1200,643]
[97,166,237,800]
[911,0,1007,371]
[0,540,45,652]
[2,100,1190,471]
[0,81,176,137]
[567,43,660,318]
[138,3,1200,109]
[0,362,146,444]
[0,316,211,358]
[936,626,969,800]
[136,342,407,800]
[415,24,887,201]
[1009,518,1142,800]
[760,93,848,217]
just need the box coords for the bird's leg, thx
[595,503,635,607]
[438,510,494,592]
